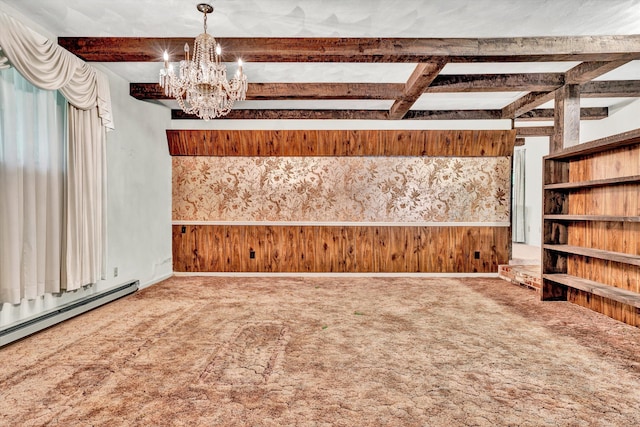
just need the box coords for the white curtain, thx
[512,148,526,243]
[0,11,114,301]
[0,68,67,304]
[64,107,107,290]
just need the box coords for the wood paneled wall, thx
[172,225,510,273]
[167,129,515,157]
[169,129,514,274]
[567,288,640,327]
[567,222,640,255]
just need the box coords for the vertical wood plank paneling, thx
[172,225,225,272]
[167,129,515,157]
[374,226,392,272]
[433,227,450,272]
[389,226,409,272]
[243,225,259,272]
[172,225,188,271]
[478,227,494,272]
[404,226,420,272]
[173,224,510,273]
[282,225,300,272]
[473,228,489,272]
[299,226,316,272]
[342,226,357,272]
[263,226,278,271]
[224,225,242,272]
[421,227,434,271]
[355,226,374,272]
[493,226,511,270]
[314,226,332,272]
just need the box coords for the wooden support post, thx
[552,84,581,153]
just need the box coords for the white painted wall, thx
[581,99,640,143]
[516,138,549,247]
[0,63,172,328]
[99,65,173,291]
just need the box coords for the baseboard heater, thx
[0,280,139,348]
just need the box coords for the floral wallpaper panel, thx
[172,156,511,223]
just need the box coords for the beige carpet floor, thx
[2,276,640,426]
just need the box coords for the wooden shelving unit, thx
[542,129,640,326]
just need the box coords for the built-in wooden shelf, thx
[543,274,640,308]
[544,175,640,190]
[544,128,640,160]
[544,215,640,222]
[542,129,640,326]
[543,244,640,267]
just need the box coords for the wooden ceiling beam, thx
[170,107,606,121]
[131,73,568,101]
[428,73,565,92]
[564,60,629,84]
[501,61,633,119]
[552,84,581,152]
[389,60,448,120]
[171,109,502,120]
[171,109,392,120]
[131,79,640,101]
[501,91,557,119]
[516,107,607,121]
[581,80,640,97]
[515,126,555,137]
[58,36,640,63]
[130,82,405,100]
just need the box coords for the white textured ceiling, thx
[2,0,640,114]
[4,0,640,38]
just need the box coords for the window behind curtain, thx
[0,67,67,304]
[512,148,526,243]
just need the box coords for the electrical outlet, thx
[474,251,480,259]
[114,267,118,277]
[249,250,256,259]
[181,226,186,233]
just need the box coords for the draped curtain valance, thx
[0,11,114,130]
[1,11,110,300]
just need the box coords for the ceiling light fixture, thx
[159,3,247,120]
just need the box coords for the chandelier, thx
[159,3,247,120]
